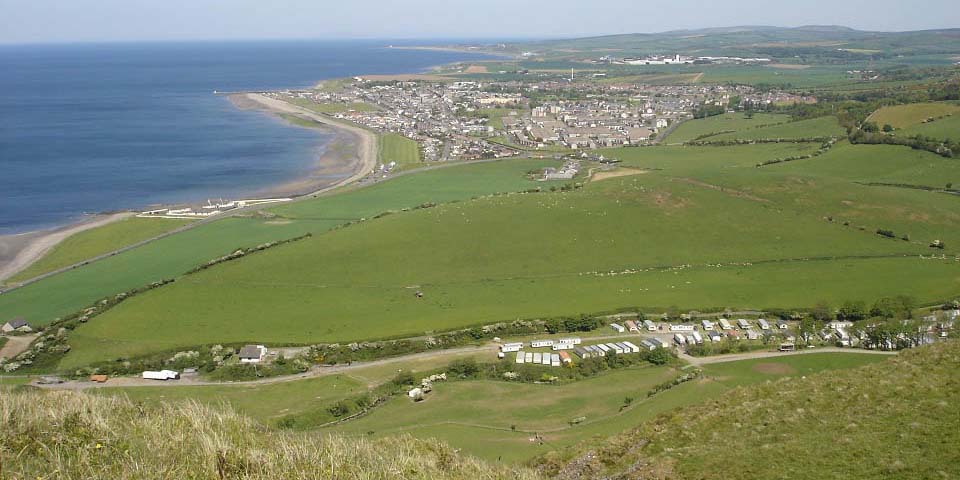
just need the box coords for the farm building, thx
[1,317,33,334]
[643,320,657,331]
[239,345,267,364]
[610,323,625,333]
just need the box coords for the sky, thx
[1,0,958,44]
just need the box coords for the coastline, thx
[0,93,378,285]
[0,212,133,283]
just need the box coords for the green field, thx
[0,159,563,328]
[867,102,960,129]
[283,96,378,113]
[56,154,954,367]
[5,217,192,285]
[706,115,844,141]
[547,343,958,479]
[378,133,422,168]
[99,352,887,463]
[665,112,790,144]
[900,113,960,142]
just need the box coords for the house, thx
[239,345,267,364]
[1,318,33,334]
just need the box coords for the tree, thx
[646,347,672,365]
[327,401,351,418]
[448,358,480,378]
[838,301,867,321]
[811,301,834,322]
[870,295,916,319]
[882,124,894,132]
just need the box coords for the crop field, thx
[664,112,790,144]
[378,133,422,168]
[5,217,192,285]
[55,148,958,367]
[867,102,960,129]
[0,159,563,327]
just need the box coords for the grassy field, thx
[5,217,192,285]
[283,96,378,113]
[0,159,563,328]
[900,113,960,142]
[546,342,959,479]
[99,352,886,463]
[705,115,844,141]
[665,112,790,144]
[379,133,422,168]
[867,102,960,129]
[58,162,952,367]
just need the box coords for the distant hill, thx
[0,388,540,480]
[538,341,960,479]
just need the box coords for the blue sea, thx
[0,40,489,234]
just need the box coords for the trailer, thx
[525,352,533,363]
[574,347,591,359]
[533,352,542,363]
[142,370,179,381]
[674,333,687,346]
[500,342,523,353]
[550,353,561,367]
[558,351,572,364]
[643,320,657,331]
[758,319,771,330]
[621,341,641,353]
[515,352,526,364]
[552,343,575,351]
[530,339,555,348]
[701,319,714,331]
[718,318,733,330]
[610,323,626,333]
[558,337,582,345]
[691,331,704,344]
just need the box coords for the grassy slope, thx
[867,102,960,129]
[61,166,943,367]
[1,390,539,480]
[379,133,422,168]
[665,113,790,144]
[0,159,562,326]
[547,342,960,480]
[900,114,960,142]
[6,217,192,285]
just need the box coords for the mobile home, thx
[737,319,751,330]
[691,331,704,344]
[558,337,582,345]
[530,339,555,348]
[622,341,641,353]
[550,354,561,367]
[643,320,657,331]
[625,320,639,332]
[610,323,626,333]
[142,370,180,381]
[701,319,714,331]
[758,319,770,330]
[500,342,523,353]
[718,318,733,330]
[574,347,591,358]
[674,333,687,346]
[670,323,695,332]
[515,352,526,364]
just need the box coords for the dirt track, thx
[0,334,39,361]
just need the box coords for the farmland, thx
[664,112,790,144]
[867,102,960,129]
[5,217,192,285]
[900,113,960,142]
[704,115,844,141]
[53,137,960,367]
[0,159,563,326]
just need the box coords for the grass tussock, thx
[0,389,541,480]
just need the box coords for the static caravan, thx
[550,354,561,367]
[574,347,591,358]
[541,354,552,366]
[652,337,671,349]
[639,339,657,351]
[777,319,789,329]
[552,343,575,351]
[531,339,555,348]
[596,344,612,354]
[745,329,759,340]
[625,320,639,332]
[622,341,641,353]
[737,319,751,330]
[701,319,714,331]
[558,351,572,364]
[685,334,697,345]
[500,342,523,353]
[643,320,657,331]
[558,337,582,345]
[525,352,533,363]
[674,333,687,346]
[778,343,796,352]
[758,319,771,330]
[142,370,179,381]
[691,331,703,344]
[515,352,525,364]
[586,345,604,357]
[533,352,542,364]
[709,331,723,342]
[670,324,695,332]
[718,319,733,330]
[610,323,626,333]
[607,343,624,354]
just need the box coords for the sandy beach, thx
[0,212,133,283]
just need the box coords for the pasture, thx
[5,217,191,285]
[0,159,563,327]
[664,112,790,144]
[900,113,960,142]
[867,102,960,129]
[378,133,422,168]
[705,115,844,141]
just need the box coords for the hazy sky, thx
[1,0,958,44]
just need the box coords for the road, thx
[0,333,39,361]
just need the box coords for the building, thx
[1,318,33,334]
[239,345,267,364]
[610,323,626,333]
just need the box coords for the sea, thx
[0,40,491,234]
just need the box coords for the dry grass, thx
[0,389,542,479]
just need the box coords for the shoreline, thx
[0,93,378,285]
[0,212,133,283]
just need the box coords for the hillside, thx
[539,341,960,479]
[0,388,540,480]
